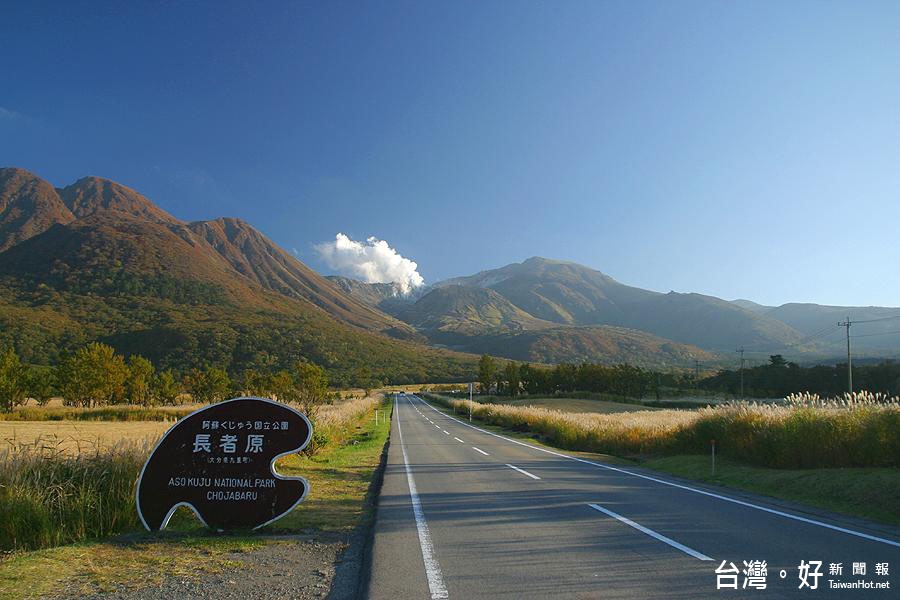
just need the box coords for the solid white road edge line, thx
[412,395,900,549]
[396,397,450,599]
[506,464,541,480]
[472,446,489,456]
[587,503,712,561]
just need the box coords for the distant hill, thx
[348,280,712,366]
[437,257,804,352]
[327,275,424,317]
[335,256,900,364]
[763,303,900,355]
[397,285,551,335]
[0,167,473,384]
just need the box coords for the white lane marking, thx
[587,503,712,561]
[506,464,541,480]
[442,429,450,435]
[454,437,465,443]
[472,446,489,456]
[412,396,900,549]
[396,397,449,599]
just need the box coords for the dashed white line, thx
[396,397,449,599]
[411,395,900,550]
[472,446,489,456]
[454,437,465,443]
[587,503,712,561]
[442,430,450,435]
[505,464,540,480]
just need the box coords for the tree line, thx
[700,354,900,398]
[0,342,331,412]
[476,354,671,399]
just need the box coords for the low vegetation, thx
[0,395,387,553]
[643,455,900,526]
[0,439,149,551]
[0,395,392,598]
[427,391,900,469]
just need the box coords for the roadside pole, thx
[468,382,473,422]
[711,439,716,476]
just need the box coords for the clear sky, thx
[2,1,898,306]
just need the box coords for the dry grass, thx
[428,391,900,469]
[0,404,199,422]
[498,396,661,414]
[0,422,171,456]
[0,395,385,552]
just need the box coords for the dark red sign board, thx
[136,397,312,531]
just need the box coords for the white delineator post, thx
[468,382,473,422]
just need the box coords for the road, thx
[366,394,899,599]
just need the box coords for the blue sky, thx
[1,1,898,306]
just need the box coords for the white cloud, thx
[315,233,425,295]
[0,107,22,119]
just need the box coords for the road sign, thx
[136,397,312,531]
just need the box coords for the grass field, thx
[0,404,198,422]
[0,396,393,598]
[493,396,661,414]
[0,421,170,455]
[429,392,900,469]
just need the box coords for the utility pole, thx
[838,317,853,393]
[737,346,745,399]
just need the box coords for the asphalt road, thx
[366,394,899,599]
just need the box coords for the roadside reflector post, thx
[375,409,379,426]
[711,439,716,476]
[468,382,473,422]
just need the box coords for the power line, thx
[848,314,900,324]
[741,325,842,353]
[851,329,900,339]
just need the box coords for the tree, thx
[126,355,155,406]
[294,362,328,418]
[186,367,232,404]
[268,370,295,403]
[152,369,180,405]
[478,354,497,395]
[0,348,27,412]
[26,366,56,406]
[57,343,129,407]
[240,369,274,397]
[504,362,521,397]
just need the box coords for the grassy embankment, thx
[0,395,392,599]
[425,392,900,525]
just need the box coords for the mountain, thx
[374,282,711,366]
[397,285,551,336]
[440,257,656,325]
[0,167,472,384]
[0,168,75,252]
[763,303,900,354]
[730,299,772,313]
[437,257,804,352]
[465,326,715,366]
[327,276,424,317]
